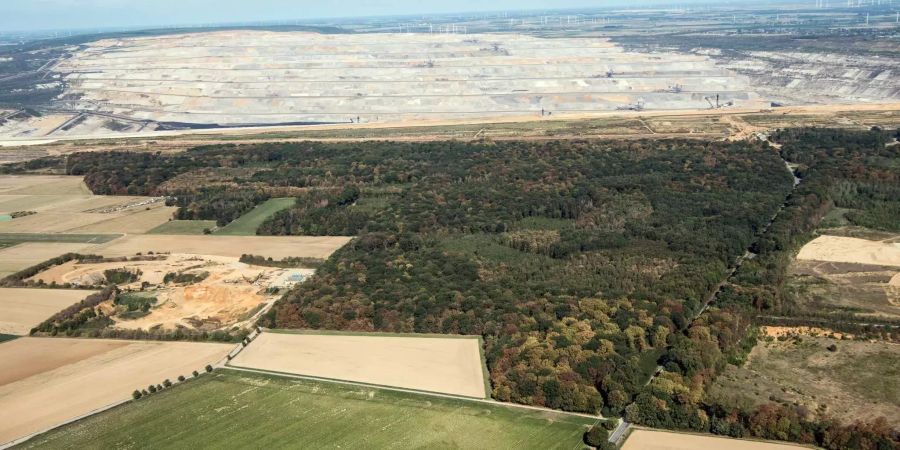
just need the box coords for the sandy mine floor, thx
[0,337,231,445]
[0,288,96,335]
[28,253,297,332]
[621,429,810,450]
[230,332,487,398]
[796,235,900,267]
[31,31,761,135]
[89,234,352,259]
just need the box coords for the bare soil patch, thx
[622,428,810,450]
[796,235,900,267]
[0,337,231,445]
[230,331,487,398]
[28,254,295,332]
[0,288,96,335]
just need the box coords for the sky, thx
[0,0,691,32]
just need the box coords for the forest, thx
[623,128,900,449]
[20,138,795,414]
[7,132,897,448]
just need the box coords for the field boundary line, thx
[222,366,602,420]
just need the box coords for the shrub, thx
[192,370,199,377]
[148,384,157,393]
[132,390,142,400]
[178,375,186,382]
[583,425,609,448]
[163,379,172,388]
[205,364,213,373]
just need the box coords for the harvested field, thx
[796,235,900,267]
[0,242,95,278]
[0,176,90,196]
[215,198,295,236]
[28,254,291,332]
[706,332,900,424]
[89,234,351,259]
[0,288,96,335]
[621,428,810,450]
[146,220,217,235]
[230,331,488,398]
[0,175,174,234]
[17,369,593,450]
[0,337,231,445]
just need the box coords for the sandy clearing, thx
[621,428,811,450]
[28,254,294,332]
[89,234,351,259]
[0,243,96,276]
[0,337,231,445]
[0,338,125,386]
[0,288,96,335]
[796,235,900,267]
[230,332,487,398]
[762,326,852,340]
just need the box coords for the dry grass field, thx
[0,337,232,445]
[706,329,900,424]
[0,288,96,335]
[89,234,351,259]
[621,428,811,450]
[230,331,488,398]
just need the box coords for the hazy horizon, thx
[2,0,754,33]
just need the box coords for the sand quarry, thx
[0,288,97,335]
[29,253,314,332]
[230,332,488,398]
[0,337,231,445]
[621,429,810,450]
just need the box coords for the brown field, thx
[89,234,352,259]
[796,235,900,267]
[230,331,488,398]
[621,428,811,450]
[0,242,96,278]
[0,288,95,335]
[0,337,232,445]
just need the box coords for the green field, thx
[18,369,595,450]
[0,334,18,344]
[146,220,217,235]
[0,233,121,244]
[214,198,295,236]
